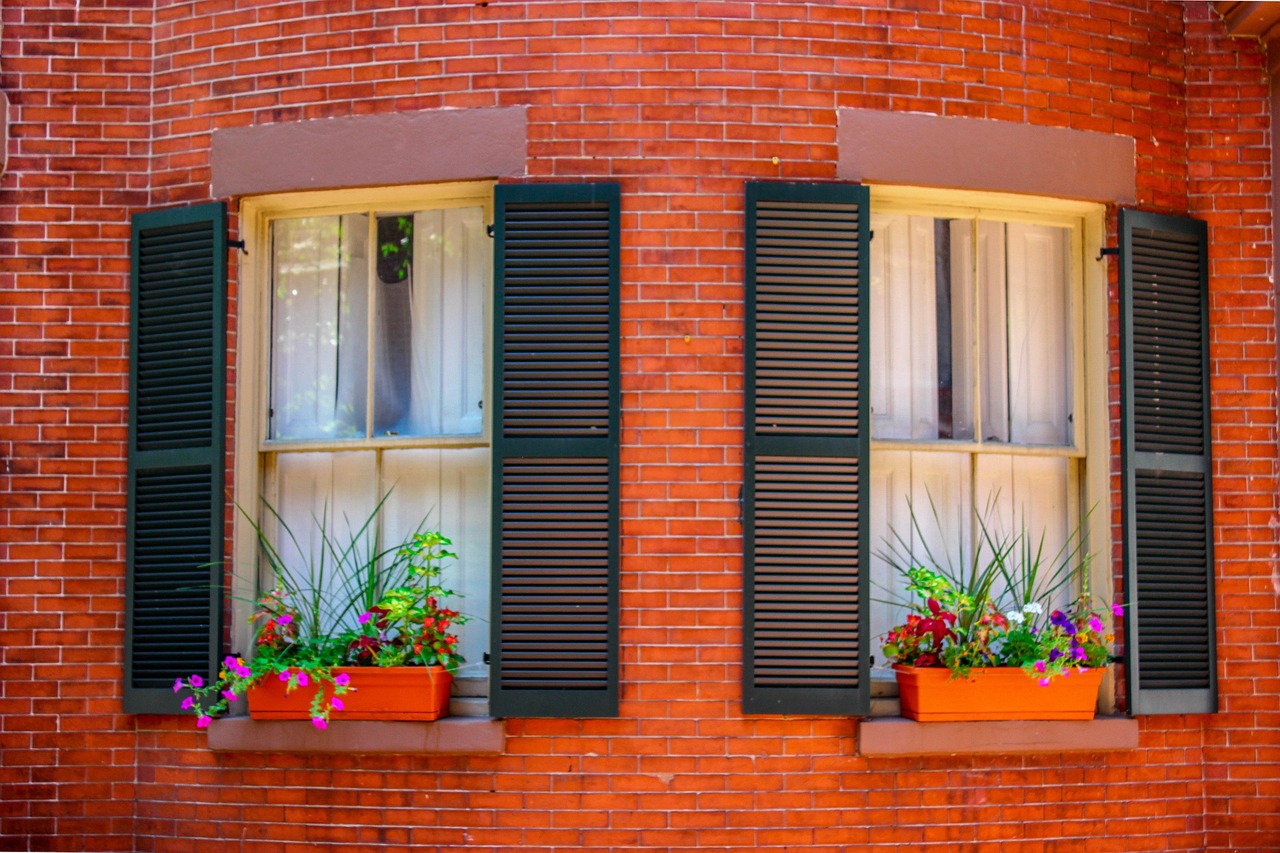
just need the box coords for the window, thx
[866,191,1094,649]
[741,182,1114,716]
[234,183,493,686]
[127,182,623,717]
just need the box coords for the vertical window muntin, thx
[867,189,1092,656]
[236,183,494,684]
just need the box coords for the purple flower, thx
[1050,610,1075,632]
[311,716,328,730]
[334,673,351,687]
[1049,648,1063,662]
[190,675,204,689]
[331,697,345,711]
[1088,616,1105,633]
[196,715,212,729]
[173,678,184,693]
[181,697,194,710]
[358,612,373,625]
[1073,647,1088,660]
[1112,602,1124,618]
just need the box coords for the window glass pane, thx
[1003,223,1073,446]
[869,449,971,656]
[271,448,489,670]
[871,214,936,439]
[270,215,369,440]
[272,450,379,632]
[871,214,976,441]
[939,218,974,441]
[373,207,486,438]
[972,454,1073,613]
[382,447,490,676]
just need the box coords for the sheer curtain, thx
[266,204,490,666]
[868,211,1077,654]
[270,214,369,440]
[373,207,486,438]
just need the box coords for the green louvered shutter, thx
[124,203,227,714]
[490,183,620,717]
[743,182,870,715]
[1119,209,1217,715]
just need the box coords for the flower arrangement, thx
[877,499,1118,685]
[174,498,467,729]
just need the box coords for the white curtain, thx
[266,203,491,670]
[867,212,1077,662]
[373,207,486,438]
[270,214,369,440]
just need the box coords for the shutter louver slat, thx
[491,183,620,718]
[125,203,226,714]
[500,198,614,438]
[744,182,869,716]
[1120,209,1216,716]
[753,196,862,439]
[129,468,216,685]
[751,457,861,688]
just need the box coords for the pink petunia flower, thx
[311,716,328,730]
[331,697,344,711]
[196,715,212,729]
[1088,616,1105,633]
[1038,678,1050,687]
[190,675,204,689]
[279,671,291,682]
[173,678,184,693]
[222,690,238,702]
[334,673,351,687]
[181,697,194,710]
[1112,602,1124,618]
[277,614,293,626]
[297,672,309,687]
[358,612,372,625]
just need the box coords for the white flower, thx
[1023,602,1044,615]
[1005,610,1026,624]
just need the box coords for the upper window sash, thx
[867,188,1090,457]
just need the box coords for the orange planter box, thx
[894,664,1104,722]
[248,666,453,722]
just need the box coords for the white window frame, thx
[230,181,495,664]
[866,186,1114,710]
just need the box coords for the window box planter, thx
[893,664,1104,722]
[248,666,453,722]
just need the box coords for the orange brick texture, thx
[2,1,1278,851]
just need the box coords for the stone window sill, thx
[858,715,1138,757]
[207,715,506,754]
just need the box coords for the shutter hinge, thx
[486,224,495,239]
[1096,246,1118,262]
[229,239,248,255]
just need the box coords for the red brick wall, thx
[2,1,1277,850]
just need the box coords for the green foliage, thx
[175,497,468,729]
[877,496,1116,684]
